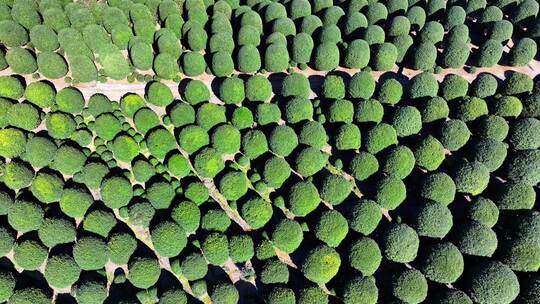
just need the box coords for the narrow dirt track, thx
[2,59,540,101]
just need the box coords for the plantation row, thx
[0,0,539,83]
[0,69,539,303]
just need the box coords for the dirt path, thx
[2,59,540,101]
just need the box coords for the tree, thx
[488,20,513,42]
[419,21,444,43]
[381,223,419,263]
[153,53,179,79]
[202,233,229,265]
[70,55,98,82]
[271,218,303,253]
[146,179,175,210]
[269,125,299,156]
[508,38,537,66]
[130,42,154,70]
[238,25,260,46]
[442,41,470,68]
[409,72,439,99]
[371,42,397,71]
[349,71,375,99]
[44,254,81,288]
[334,123,361,150]
[241,197,273,229]
[347,198,381,235]
[343,39,370,69]
[9,288,50,304]
[452,220,497,257]
[0,20,28,47]
[30,24,59,52]
[219,77,244,104]
[363,123,397,154]
[348,237,381,276]
[490,96,523,118]
[464,261,519,304]
[260,259,289,284]
[193,148,225,178]
[441,74,468,100]
[444,5,466,30]
[291,33,314,68]
[508,118,540,150]
[151,221,187,257]
[73,237,109,271]
[98,45,130,80]
[465,136,509,172]
[313,42,339,71]
[355,99,384,123]
[83,209,117,237]
[406,6,426,31]
[438,119,471,151]
[390,106,422,137]
[411,201,453,238]
[494,181,536,210]
[364,2,387,25]
[302,245,341,284]
[128,258,161,289]
[502,71,533,95]
[211,283,239,304]
[377,78,403,104]
[6,103,40,131]
[236,45,261,72]
[387,16,410,36]
[375,176,406,210]
[390,34,413,64]
[298,121,327,148]
[507,149,540,186]
[209,32,234,53]
[314,210,349,247]
[511,0,539,24]
[285,96,313,123]
[286,0,309,19]
[478,6,503,24]
[101,176,133,209]
[464,197,499,228]
[322,6,345,25]
[392,269,428,304]
[181,52,206,76]
[108,233,137,265]
[273,17,296,37]
[477,39,503,67]
[0,271,14,303]
[340,276,378,304]
[362,25,384,45]
[281,73,308,99]
[298,286,328,304]
[470,73,498,98]
[211,125,241,155]
[287,180,320,216]
[381,145,415,179]
[242,130,268,159]
[6,48,37,74]
[264,43,289,72]
[145,82,173,107]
